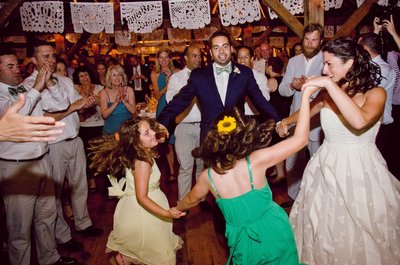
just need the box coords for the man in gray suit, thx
[278,23,324,204]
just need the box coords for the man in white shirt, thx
[166,44,203,201]
[358,32,396,173]
[253,42,271,74]
[278,23,325,204]
[0,45,76,265]
[236,45,270,118]
[30,56,104,253]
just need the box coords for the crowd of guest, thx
[0,14,399,265]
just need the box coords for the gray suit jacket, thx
[278,51,324,142]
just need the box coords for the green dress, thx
[208,156,301,265]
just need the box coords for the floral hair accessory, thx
[217,116,237,134]
[114,132,120,142]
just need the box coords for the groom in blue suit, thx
[158,30,280,141]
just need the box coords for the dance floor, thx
[1,161,289,265]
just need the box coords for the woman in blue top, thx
[151,48,178,181]
[100,64,136,135]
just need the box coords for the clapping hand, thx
[291,75,307,91]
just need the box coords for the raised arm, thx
[0,94,64,142]
[176,170,210,212]
[252,84,319,170]
[134,160,184,219]
[120,86,137,115]
[276,89,324,137]
[304,76,385,130]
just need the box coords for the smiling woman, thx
[278,37,400,265]
[99,64,136,135]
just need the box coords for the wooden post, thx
[304,0,324,26]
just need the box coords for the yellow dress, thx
[106,162,182,265]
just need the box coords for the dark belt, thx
[182,122,200,124]
[0,153,47,162]
[64,136,78,142]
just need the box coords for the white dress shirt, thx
[0,71,69,160]
[245,69,270,115]
[49,76,82,144]
[253,58,266,74]
[373,55,395,124]
[166,67,201,123]
[213,62,231,106]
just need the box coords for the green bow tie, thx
[8,85,27,97]
[216,65,231,75]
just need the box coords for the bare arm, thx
[276,89,325,137]
[176,170,210,212]
[45,97,92,121]
[0,94,64,142]
[121,86,137,115]
[383,15,400,51]
[134,160,185,219]
[150,71,166,99]
[99,89,118,119]
[253,84,318,170]
[304,76,385,130]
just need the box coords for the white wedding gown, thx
[290,108,400,265]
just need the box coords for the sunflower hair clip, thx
[217,116,237,134]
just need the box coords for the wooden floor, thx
[1,161,290,265]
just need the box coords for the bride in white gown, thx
[277,37,400,265]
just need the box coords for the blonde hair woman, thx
[150,48,178,182]
[99,64,136,135]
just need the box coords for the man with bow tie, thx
[0,45,78,265]
[158,31,280,243]
[158,30,280,142]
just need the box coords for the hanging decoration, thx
[141,29,165,42]
[324,25,335,38]
[325,0,343,10]
[20,1,64,33]
[357,0,400,7]
[167,28,192,43]
[268,0,303,20]
[168,0,210,29]
[193,27,218,41]
[120,2,163,34]
[218,0,261,26]
[70,2,114,34]
[115,31,138,46]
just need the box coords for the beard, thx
[302,44,320,59]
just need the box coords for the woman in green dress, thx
[174,83,316,264]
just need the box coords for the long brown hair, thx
[88,117,161,177]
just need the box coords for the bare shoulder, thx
[361,86,387,106]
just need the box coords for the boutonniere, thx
[233,66,241,75]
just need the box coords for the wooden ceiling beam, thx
[261,0,304,37]
[0,0,25,29]
[333,0,377,39]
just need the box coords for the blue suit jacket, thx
[158,63,280,140]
